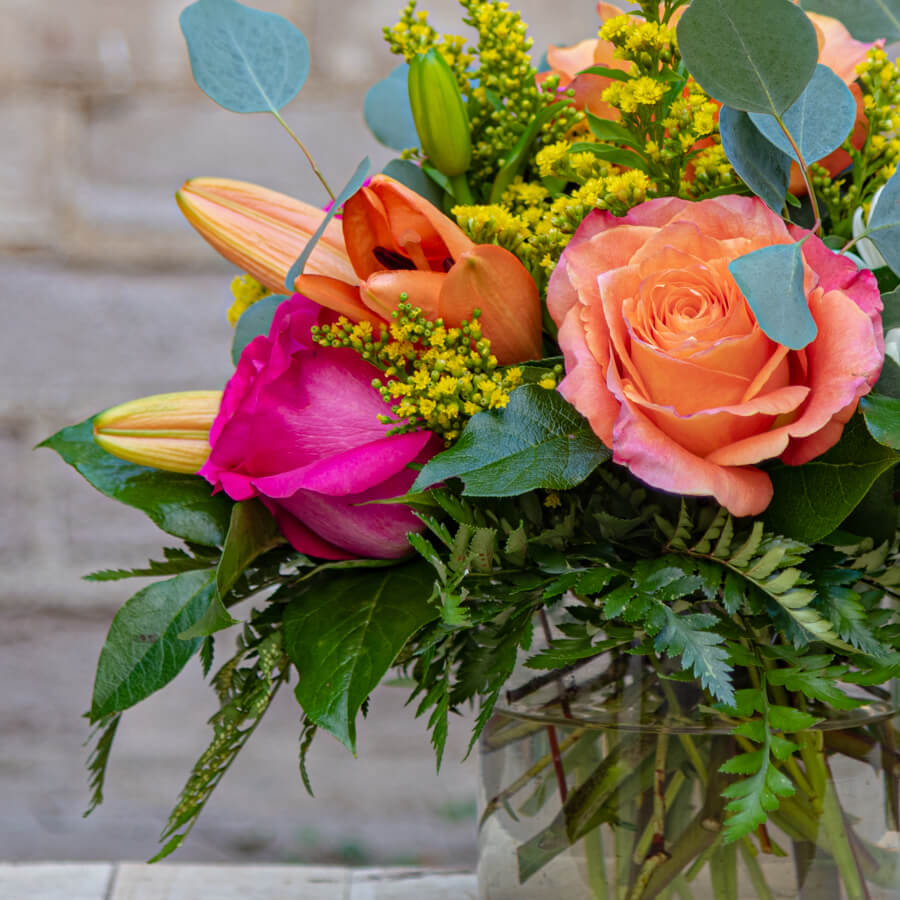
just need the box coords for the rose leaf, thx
[283,560,439,752]
[412,384,611,496]
[749,65,858,165]
[729,240,818,350]
[719,106,792,212]
[763,415,899,543]
[677,0,818,115]
[799,0,900,43]
[180,0,310,114]
[232,295,287,365]
[860,392,900,449]
[38,417,232,546]
[283,157,370,290]
[90,570,217,720]
[866,169,900,278]
[364,64,419,151]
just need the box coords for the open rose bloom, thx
[548,196,884,517]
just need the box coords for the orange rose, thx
[548,196,884,516]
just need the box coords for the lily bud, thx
[93,391,222,474]
[408,49,472,177]
[176,178,355,292]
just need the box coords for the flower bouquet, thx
[43,0,900,896]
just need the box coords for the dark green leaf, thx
[729,238,817,349]
[568,142,647,170]
[575,64,631,82]
[413,385,610,496]
[83,714,122,816]
[719,106,791,212]
[381,159,445,208]
[283,560,439,751]
[585,113,643,149]
[232,295,285,364]
[768,706,820,732]
[867,169,900,276]
[800,0,900,42]
[39,418,232,546]
[861,392,900,449]
[764,415,898,542]
[284,157,370,291]
[677,0,818,115]
[90,570,216,720]
[364,64,418,150]
[749,66,857,165]
[180,0,310,113]
[83,547,215,582]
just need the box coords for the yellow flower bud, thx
[408,49,472,177]
[93,391,222,474]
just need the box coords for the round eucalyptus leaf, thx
[867,169,900,277]
[677,0,818,115]
[800,0,900,42]
[748,65,857,165]
[364,64,419,151]
[180,0,310,114]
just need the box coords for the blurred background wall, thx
[0,0,601,867]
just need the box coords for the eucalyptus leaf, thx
[764,415,898,543]
[860,392,900,448]
[719,106,792,212]
[729,239,817,349]
[180,0,310,113]
[883,286,900,331]
[364,64,418,151]
[39,418,232,546]
[677,0,818,115]
[90,570,216,720]
[284,157,370,291]
[413,385,610,496]
[800,0,900,42]
[381,159,445,208]
[283,560,439,751]
[749,65,857,165]
[866,169,900,277]
[232,295,286,365]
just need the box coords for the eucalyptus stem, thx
[271,110,336,201]
[775,113,821,235]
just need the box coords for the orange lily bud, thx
[175,178,355,292]
[93,391,222,474]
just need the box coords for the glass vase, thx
[477,650,900,900]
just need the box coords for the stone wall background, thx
[1,0,601,867]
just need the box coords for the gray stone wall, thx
[1,0,600,867]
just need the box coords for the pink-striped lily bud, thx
[176,178,355,292]
[93,391,222,474]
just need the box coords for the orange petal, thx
[176,179,354,290]
[341,175,474,279]
[293,274,383,325]
[440,245,543,364]
[361,270,445,321]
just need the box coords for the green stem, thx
[271,111,335,201]
[708,840,738,900]
[448,172,475,204]
[739,840,775,900]
[775,113,821,235]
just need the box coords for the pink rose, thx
[200,294,442,559]
[548,196,884,517]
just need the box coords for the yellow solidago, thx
[311,300,527,443]
[602,77,665,115]
[227,274,270,327]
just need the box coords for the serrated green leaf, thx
[39,418,232,545]
[764,415,898,542]
[767,666,866,709]
[283,560,439,751]
[413,385,610,496]
[180,0,310,114]
[720,749,765,775]
[768,706,821,732]
[90,569,216,720]
[677,0,818,115]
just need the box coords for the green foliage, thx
[861,392,900,449]
[867,168,900,277]
[89,570,216,721]
[283,560,439,751]
[152,624,289,860]
[729,238,817,350]
[83,714,122,817]
[39,418,232,546]
[413,385,610,496]
[800,0,900,43]
[180,0,309,114]
[677,0,818,115]
[364,64,418,151]
[232,295,285,364]
[83,546,217,582]
[764,415,898,543]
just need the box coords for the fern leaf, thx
[713,514,735,559]
[729,522,765,568]
[83,713,121,816]
[652,606,735,705]
[298,716,317,797]
[692,506,729,555]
